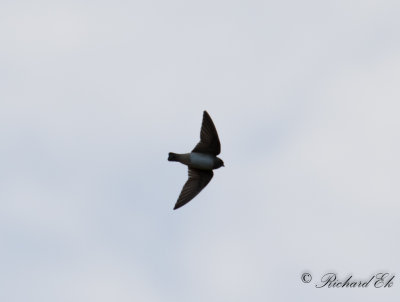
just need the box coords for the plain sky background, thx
[1,0,400,301]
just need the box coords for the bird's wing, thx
[192,111,221,155]
[174,168,213,210]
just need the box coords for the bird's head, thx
[215,158,225,169]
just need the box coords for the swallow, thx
[168,111,224,210]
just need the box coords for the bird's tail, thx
[168,152,178,161]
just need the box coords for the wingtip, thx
[174,202,186,210]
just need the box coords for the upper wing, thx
[173,168,213,210]
[192,111,221,155]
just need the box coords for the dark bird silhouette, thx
[168,111,224,210]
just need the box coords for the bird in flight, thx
[168,111,224,210]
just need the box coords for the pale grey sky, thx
[1,1,400,301]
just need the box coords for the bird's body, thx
[168,111,224,210]
[190,152,217,170]
[168,152,221,170]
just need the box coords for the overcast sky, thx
[1,1,400,301]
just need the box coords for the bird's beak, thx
[223,164,225,167]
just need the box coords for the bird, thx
[168,111,224,210]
